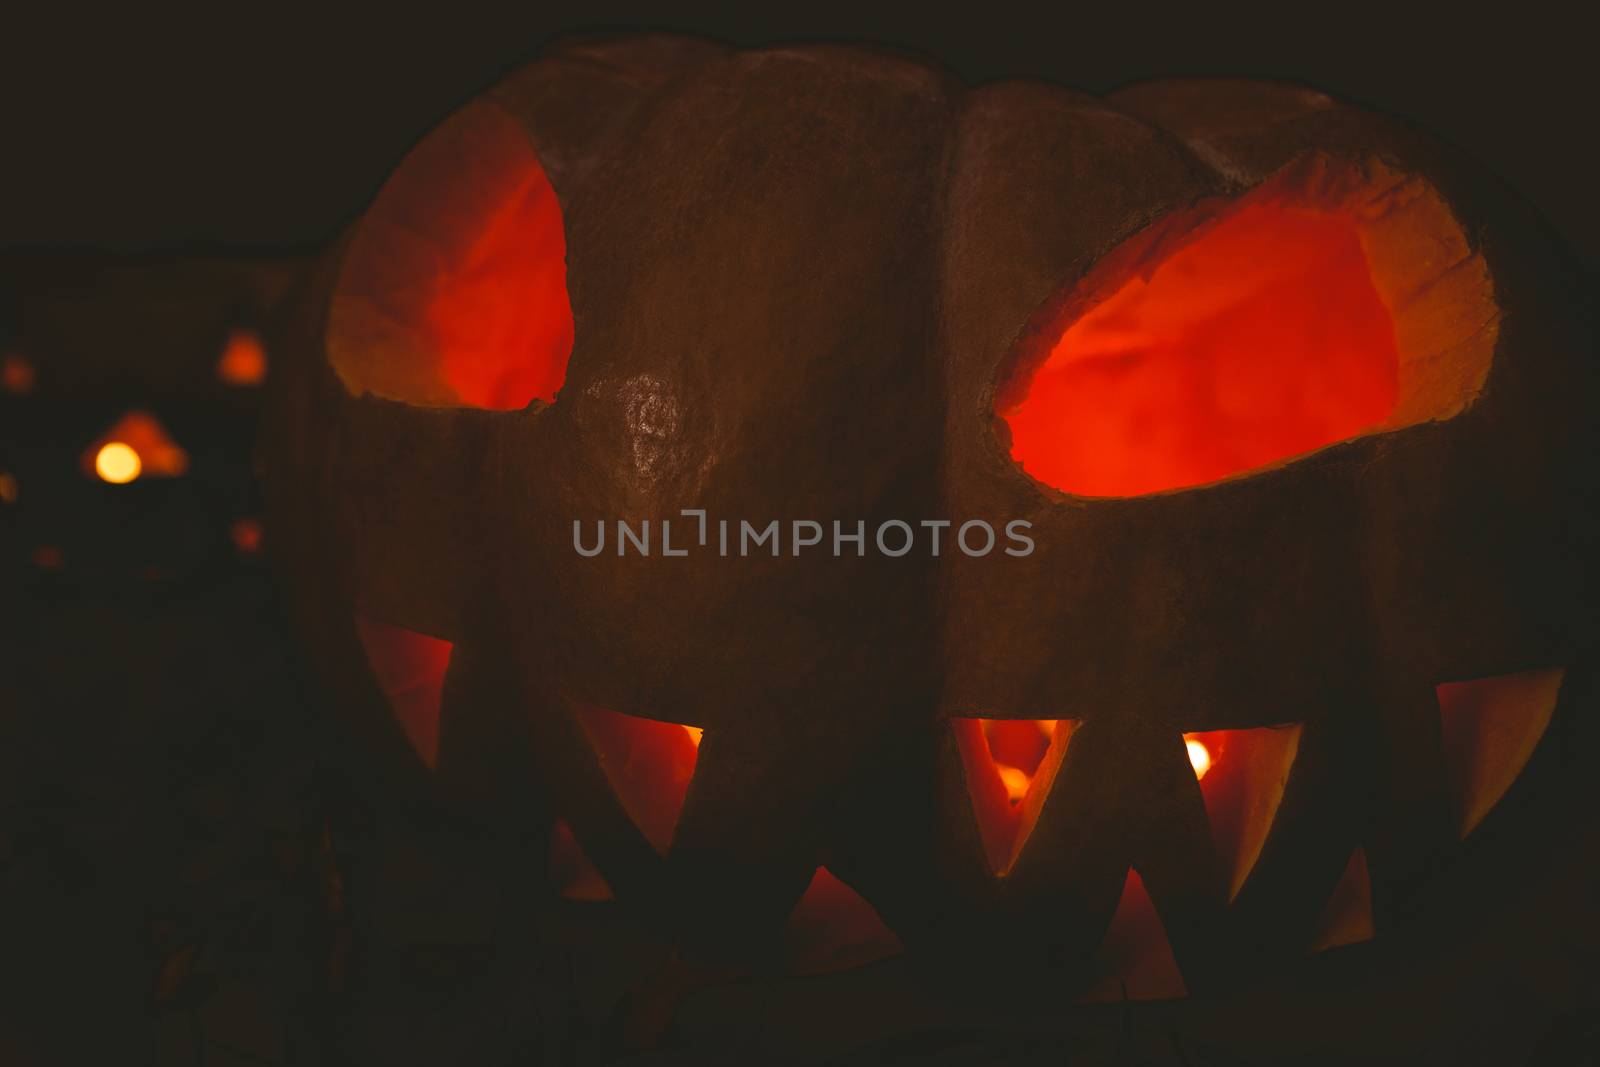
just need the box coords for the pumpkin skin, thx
[262,32,1598,1011]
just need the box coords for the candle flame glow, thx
[996,764,1030,803]
[95,442,142,484]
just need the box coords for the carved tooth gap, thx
[354,615,452,769]
[1080,870,1187,1002]
[551,817,615,901]
[573,706,702,856]
[953,717,1077,874]
[1308,847,1375,952]
[1184,725,1303,901]
[1436,668,1565,840]
[783,868,903,975]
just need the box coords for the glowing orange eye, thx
[990,150,1521,502]
[1003,192,1399,497]
[329,99,574,410]
[1001,157,1498,499]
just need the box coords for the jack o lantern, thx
[262,34,1597,1033]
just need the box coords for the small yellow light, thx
[996,763,1031,803]
[95,442,142,484]
[1185,737,1212,780]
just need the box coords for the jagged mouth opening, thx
[353,614,1565,996]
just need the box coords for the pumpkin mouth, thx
[348,613,905,974]
[948,663,1566,1000]
[954,718,1296,896]
[998,154,1499,498]
[349,608,1568,991]
[548,705,904,974]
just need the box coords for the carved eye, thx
[328,98,574,410]
[998,155,1496,497]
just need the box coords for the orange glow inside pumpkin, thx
[784,867,902,974]
[958,721,1241,879]
[984,719,1055,801]
[551,712,902,972]
[958,719,1305,994]
[1187,726,1302,900]
[425,149,571,409]
[1083,869,1187,1002]
[1004,198,1400,496]
[354,616,452,769]
[974,721,1215,794]
[329,99,573,409]
[575,706,703,856]
[1436,669,1564,840]
[350,618,1564,976]
[955,718,1068,874]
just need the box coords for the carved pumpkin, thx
[262,33,1597,1023]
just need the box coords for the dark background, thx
[2,5,1596,1066]
[2,4,1597,272]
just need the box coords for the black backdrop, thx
[3,3,1598,273]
